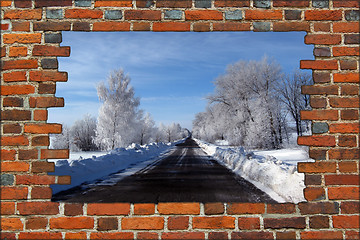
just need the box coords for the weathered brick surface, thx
[1,1,358,238]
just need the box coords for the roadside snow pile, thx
[194,139,312,203]
[50,141,181,194]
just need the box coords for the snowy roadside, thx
[49,140,184,194]
[194,138,313,203]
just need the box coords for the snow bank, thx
[50,140,182,194]
[194,139,311,203]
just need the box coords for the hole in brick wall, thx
[49,31,314,203]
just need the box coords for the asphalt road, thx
[53,138,276,203]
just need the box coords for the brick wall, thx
[1,0,359,239]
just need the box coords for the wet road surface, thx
[52,138,276,203]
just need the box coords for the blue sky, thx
[49,32,313,129]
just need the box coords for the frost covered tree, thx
[94,69,141,150]
[193,57,288,149]
[277,70,312,136]
[135,112,157,145]
[50,124,74,150]
[158,122,185,143]
[71,114,98,151]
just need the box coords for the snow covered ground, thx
[49,140,183,194]
[194,138,314,203]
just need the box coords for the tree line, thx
[51,69,188,151]
[192,57,311,149]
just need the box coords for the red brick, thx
[31,161,55,173]
[333,22,360,33]
[1,186,28,200]
[1,23,9,30]
[94,0,132,7]
[24,123,62,134]
[16,175,55,185]
[325,175,359,185]
[18,202,59,215]
[18,149,38,160]
[341,84,359,95]
[168,216,189,230]
[231,231,274,239]
[273,22,310,32]
[227,203,265,214]
[302,85,338,95]
[245,10,283,20]
[15,0,32,8]
[29,71,68,82]
[64,203,83,216]
[97,217,118,231]
[137,232,158,240]
[334,73,359,83]
[273,0,309,7]
[208,232,228,240]
[0,0,12,7]
[313,72,330,83]
[35,0,72,7]
[309,215,329,229]
[158,203,200,214]
[134,203,155,215]
[133,22,151,31]
[65,9,103,19]
[41,149,69,159]
[328,187,359,200]
[310,97,326,108]
[276,231,297,240]
[1,218,24,231]
[31,186,52,199]
[2,161,29,172]
[3,33,41,44]
[162,232,205,240]
[3,71,27,82]
[12,22,31,31]
[305,34,341,45]
[65,232,87,240]
[34,21,71,31]
[329,149,359,160]
[38,83,56,94]
[1,59,38,70]
[213,22,250,31]
[267,203,296,214]
[298,136,336,147]
[156,0,192,8]
[304,187,325,201]
[50,217,93,229]
[193,22,211,32]
[1,135,29,146]
[341,201,360,214]
[333,47,360,56]
[333,1,360,7]
[339,161,358,173]
[32,136,50,146]
[338,135,357,147]
[300,110,338,120]
[125,10,161,20]
[122,217,164,230]
[153,22,190,32]
[57,175,71,184]
[305,10,342,21]
[9,46,27,57]
[346,231,360,240]
[1,202,15,215]
[4,9,42,20]
[238,217,260,230]
[330,123,359,133]
[204,202,224,215]
[300,60,338,70]
[298,161,336,173]
[3,97,24,108]
[33,45,70,57]
[299,202,339,214]
[90,232,134,239]
[0,149,16,161]
[185,10,223,20]
[18,232,62,240]
[1,47,6,57]
[333,215,359,229]
[29,97,64,108]
[34,109,48,121]
[73,22,91,31]
[215,0,250,7]
[264,217,305,229]
[314,22,330,32]
[341,109,359,120]
[87,203,130,215]
[93,22,131,31]
[2,110,31,121]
